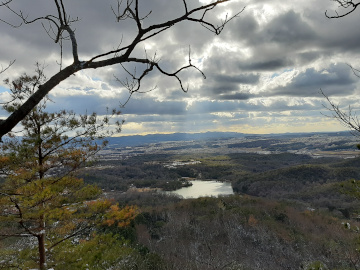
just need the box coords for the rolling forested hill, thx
[76,132,360,269]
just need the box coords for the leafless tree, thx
[321,89,360,140]
[0,0,244,140]
[323,1,360,138]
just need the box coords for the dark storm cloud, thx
[49,92,187,116]
[306,4,360,53]
[121,98,187,115]
[218,92,255,100]
[230,9,316,48]
[295,51,324,66]
[270,63,357,97]
[222,9,319,73]
[238,59,292,71]
[203,9,318,75]
[48,93,120,115]
[184,98,321,116]
[228,12,259,38]
[262,10,316,45]
[213,73,260,85]
[199,73,259,100]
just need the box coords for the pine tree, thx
[0,68,138,269]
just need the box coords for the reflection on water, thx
[170,180,233,199]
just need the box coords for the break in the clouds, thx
[1,0,360,135]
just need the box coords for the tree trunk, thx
[38,234,46,270]
[0,63,77,139]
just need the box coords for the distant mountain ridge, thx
[106,132,245,147]
[105,131,352,147]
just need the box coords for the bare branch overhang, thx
[325,0,360,18]
[0,0,243,140]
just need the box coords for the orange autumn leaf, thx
[103,205,139,228]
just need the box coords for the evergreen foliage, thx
[0,71,138,270]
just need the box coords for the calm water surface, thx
[170,180,234,199]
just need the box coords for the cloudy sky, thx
[1,0,360,136]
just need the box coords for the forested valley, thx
[68,133,360,269]
[2,107,360,269]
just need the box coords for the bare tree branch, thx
[325,0,360,18]
[0,0,243,140]
[0,59,14,75]
[321,89,360,139]
[48,225,91,250]
[0,0,13,6]
[4,0,80,63]
[113,46,207,106]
